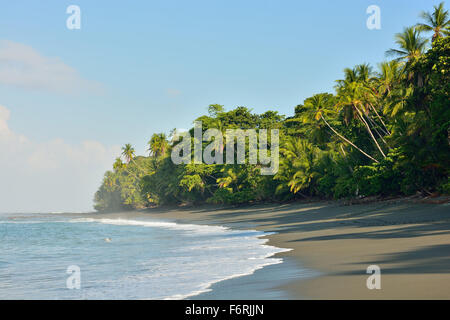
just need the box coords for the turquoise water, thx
[0,213,289,299]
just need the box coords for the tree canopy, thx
[94,3,449,211]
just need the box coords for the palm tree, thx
[216,166,249,195]
[276,137,320,195]
[355,64,375,83]
[416,2,450,41]
[121,144,135,164]
[382,85,415,117]
[336,64,375,89]
[377,61,403,96]
[148,133,169,158]
[335,64,390,138]
[386,27,428,62]
[113,157,125,171]
[301,93,379,163]
[336,81,387,159]
[369,61,404,134]
[376,61,413,117]
[217,167,238,189]
[120,144,147,180]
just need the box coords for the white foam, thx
[69,216,292,299]
[70,217,231,235]
[163,256,288,300]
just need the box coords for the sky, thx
[0,0,446,212]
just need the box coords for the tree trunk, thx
[369,102,390,135]
[320,114,379,163]
[354,106,387,159]
[366,113,390,148]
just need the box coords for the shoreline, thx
[64,212,300,300]
[87,198,450,299]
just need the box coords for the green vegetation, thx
[94,3,450,211]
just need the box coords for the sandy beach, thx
[89,199,450,299]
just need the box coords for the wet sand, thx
[89,199,450,299]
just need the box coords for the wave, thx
[70,217,231,235]
[163,257,286,300]
[69,216,292,299]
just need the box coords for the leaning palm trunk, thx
[340,144,347,157]
[124,166,141,180]
[354,105,387,159]
[369,103,391,135]
[366,114,391,149]
[320,114,379,163]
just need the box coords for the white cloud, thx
[0,40,103,94]
[0,105,121,213]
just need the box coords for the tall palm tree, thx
[355,63,375,83]
[377,61,403,96]
[302,93,379,163]
[376,61,413,117]
[148,133,169,158]
[416,2,450,40]
[336,64,388,133]
[382,85,415,117]
[121,144,135,164]
[336,64,375,89]
[386,27,428,62]
[336,81,387,159]
[121,143,146,178]
[369,61,405,133]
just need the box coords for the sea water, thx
[0,212,290,299]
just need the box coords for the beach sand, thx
[90,199,450,299]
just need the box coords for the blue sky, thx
[0,0,446,212]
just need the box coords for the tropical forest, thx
[94,2,450,211]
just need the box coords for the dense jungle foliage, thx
[94,3,450,211]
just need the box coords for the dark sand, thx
[85,199,450,299]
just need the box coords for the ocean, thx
[0,212,291,299]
